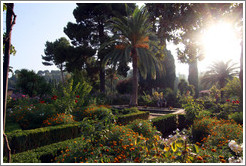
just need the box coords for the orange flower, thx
[220,159,226,163]
[211,149,216,152]
[197,156,203,160]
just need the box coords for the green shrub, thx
[52,79,92,114]
[6,122,82,154]
[9,103,56,130]
[228,112,243,124]
[4,136,85,163]
[116,78,132,94]
[117,107,139,115]
[191,116,219,143]
[127,119,157,139]
[182,96,204,123]
[42,113,75,127]
[197,110,212,119]
[117,111,149,125]
[192,118,243,163]
[151,114,178,138]
[54,124,167,163]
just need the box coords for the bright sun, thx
[201,22,241,70]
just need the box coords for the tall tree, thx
[139,48,176,92]
[146,3,234,98]
[3,3,16,162]
[42,37,70,84]
[64,3,135,93]
[102,6,163,106]
[201,60,239,90]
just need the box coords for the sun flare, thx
[202,22,241,63]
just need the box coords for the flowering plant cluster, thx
[8,103,56,129]
[42,113,75,127]
[190,116,243,163]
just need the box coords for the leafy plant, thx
[52,79,92,114]
[42,113,75,127]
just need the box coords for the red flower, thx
[232,101,235,104]
[76,95,80,98]
[52,95,58,100]
[40,101,45,103]
[236,100,240,104]
[75,100,78,103]
[226,99,230,102]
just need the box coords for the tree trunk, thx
[188,59,199,98]
[98,23,105,93]
[239,41,243,111]
[3,3,16,163]
[99,65,105,93]
[3,3,15,131]
[130,49,138,106]
[60,64,64,84]
[239,41,243,91]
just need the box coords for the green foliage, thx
[4,136,85,163]
[115,107,139,115]
[6,122,82,154]
[116,78,132,94]
[9,103,56,130]
[223,77,241,98]
[181,95,204,123]
[16,69,52,97]
[127,119,157,139]
[197,110,212,119]
[228,112,243,124]
[117,111,149,125]
[42,113,75,127]
[151,114,178,137]
[191,117,219,143]
[201,60,239,89]
[52,79,92,114]
[192,117,243,163]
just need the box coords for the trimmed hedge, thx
[151,114,178,138]
[6,122,82,154]
[4,136,85,163]
[151,114,191,138]
[117,111,149,125]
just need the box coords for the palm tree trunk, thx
[130,49,138,106]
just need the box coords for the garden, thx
[3,3,244,164]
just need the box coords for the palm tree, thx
[201,60,239,90]
[102,6,163,106]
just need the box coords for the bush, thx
[116,78,132,94]
[6,122,82,154]
[4,136,85,163]
[191,117,219,143]
[228,112,243,125]
[151,114,178,138]
[52,79,92,114]
[182,95,204,123]
[117,111,149,125]
[197,110,212,119]
[9,103,56,130]
[42,113,75,127]
[115,107,139,115]
[192,118,243,163]
[127,119,157,139]
[54,124,169,163]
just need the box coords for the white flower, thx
[228,140,243,153]
[139,123,142,127]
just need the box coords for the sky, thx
[2,2,242,78]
